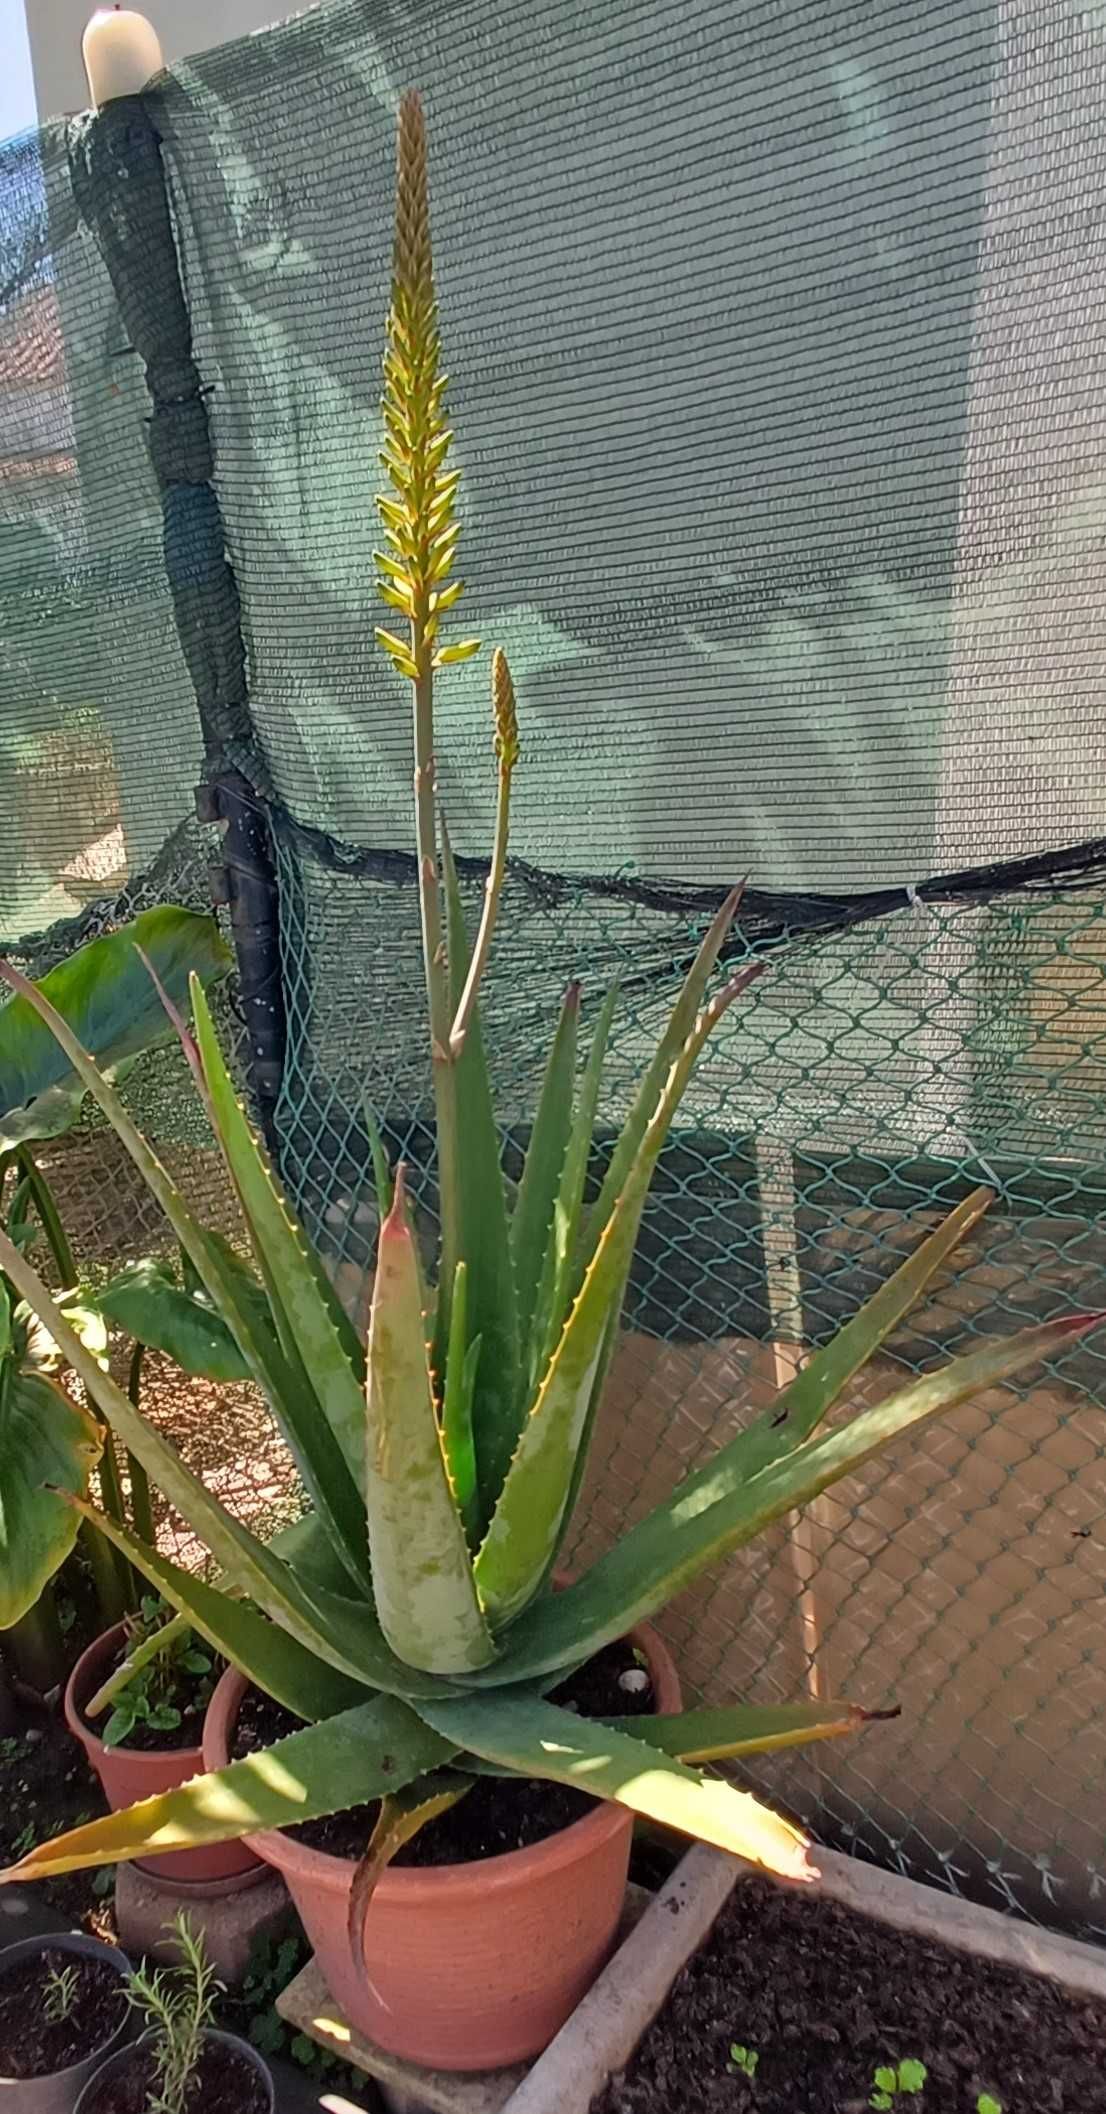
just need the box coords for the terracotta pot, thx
[204,1621,680,2071]
[65,1625,261,1885]
[0,1933,134,2113]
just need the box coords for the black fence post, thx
[67,96,285,1150]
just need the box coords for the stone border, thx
[502,1843,1106,2114]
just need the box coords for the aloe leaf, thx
[441,1261,478,1536]
[190,979,367,1483]
[66,1499,371,1721]
[93,1259,256,1382]
[0,908,232,1149]
[347,1770,471,1957]
[0,1223,458,1701]
[0,1697,455,1881]
[735,1184,995,1476]
[0,1370,101,1627]
[414,1691,812,1878]
[600,1699,895,1762]
[475,964,762,1626]
[510,984,579,1351]
[529,983,619,1393]
[0,960,368,1591]
[366,1171,494,1673]
[486,1311,1105,1686]
[439,830,520,1527]
[579,887,743,1266]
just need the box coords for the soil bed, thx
[0,1947,127,2078]
[592,1874,1106,2114]
[232,1639,654,1862]
[0,1717,111,1931]
[78,2035,267,2114]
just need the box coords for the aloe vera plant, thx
[0,95,1099,1904]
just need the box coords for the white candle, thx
[82,7,164,107]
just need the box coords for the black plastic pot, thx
[0,1933,134,2113]
[74,2028,275,2114]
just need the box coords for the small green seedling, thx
[728,2043,759,2080]
[42,1962,80,2023]
[103,1597,214,1749]
[125,1911,222,2114]
[976,2097,1002,2114]
[871,2058,927,2110]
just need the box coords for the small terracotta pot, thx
[204,1621,680,2072]
[65,1625,261,1885]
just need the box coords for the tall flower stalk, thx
[374,91,485,1321]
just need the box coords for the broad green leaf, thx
[475,964,762,1625]
[510,984,579,1354]
[190,979,367,1486]
[440,1262,478,1537]
[271,1510,358,1596]
[19,1292,108,1376]
[0,1223,459,1701]
[365,1173,494,1674]
[68,1500,371,1721]
[529,983,619,1393]
[0,1370,101,1626]
[414,1690,812,1878]
[730,1185,994,1478]
[0,961,368,1593]
[580,887,743,1266]
[0,908,231,1148]
[0,1696,455,1880]
[439,832,520,1527]
[94,1259,256,1381]
[347,1770,471,1955]
[486,1311,1104,1685]
[600,1699,890,1762]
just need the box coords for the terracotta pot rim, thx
[64,1621,205,1771]
[203,1619,681,1904]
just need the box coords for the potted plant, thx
[75,1913,272,2114]
[65,1597,259,1887]
[0,1931,134,2112]
[0,907,232,1697]
[0,94,1098,2077]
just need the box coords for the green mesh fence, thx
[3,0,1106,1944]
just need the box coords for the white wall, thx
[24,0,299,121]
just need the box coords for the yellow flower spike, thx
[374,90,478,676]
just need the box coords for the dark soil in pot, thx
[232,1638,654,1861]
[592,1874,1106,2114]
[0,1948,127,2079]
[78,2037,268,2114]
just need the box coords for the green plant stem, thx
[16,1148,76,1287]
[80,1518,127,1630]
[126,1342,155,1547]
[96,1432,139,1613]
[448,762,511,1057]
[412,663,461,1315]
[6,1591,66,1693]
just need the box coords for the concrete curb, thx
[502,1842,1106,2114]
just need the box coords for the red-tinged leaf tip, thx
[136,945,205,1092]
[1052,1310,1106,1337]
[383,1161,410,1238]
[564,980,581,1013]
